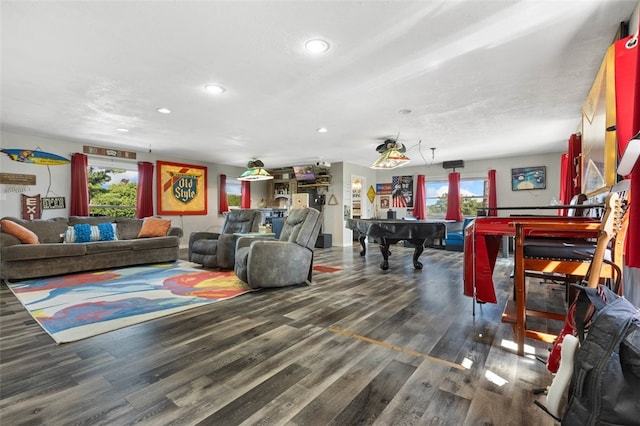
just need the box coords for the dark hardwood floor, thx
[0,244,563,425]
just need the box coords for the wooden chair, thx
[503,182,629,356]
[520,192,589,297]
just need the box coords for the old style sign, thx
[171,172,199,204]
[156,161,208,215]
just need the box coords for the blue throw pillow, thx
[64,223,118,243]
[73,224,92,243]
[97,222,115,241]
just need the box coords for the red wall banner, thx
[615,34,640,267]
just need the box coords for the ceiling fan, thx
[375,134,406,153]
[371,134,412,170]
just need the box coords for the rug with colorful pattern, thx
[6,261,254,344]
[312,265,342,273]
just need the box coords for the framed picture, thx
[376,183,392,195]
[157,161,208,215]
[581,49,617,196]
[392,175,414,207]
[379,196,390,209]
[511,166,546,191]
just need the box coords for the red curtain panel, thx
[219,174,229,214]
[615,34,640,267]
[136,162,154,218]
[559,134,582,216]
[568,133,582,197]
[413,174,426,219]
[70,153,89,216]
[445,172,462,221]
[488,169,497,217]
[559,153,570,216]
[241,181,251,209]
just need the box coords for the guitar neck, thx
[586,232,611,288]
[586,193,621,288]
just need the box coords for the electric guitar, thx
[538,192,624,419]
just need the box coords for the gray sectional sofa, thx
[0,216,183,280]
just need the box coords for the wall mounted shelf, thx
[297,183,331,188]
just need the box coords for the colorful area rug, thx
[313,265,342,273]
[6,261,254,344]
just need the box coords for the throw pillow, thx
[74,223,93,243]
[96,222,116,241]
[1,219,39,244]
[63,223,118,243]
[137,217,171,238]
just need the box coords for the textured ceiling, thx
[1,1,637,169]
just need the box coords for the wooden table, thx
[463,216,601,304]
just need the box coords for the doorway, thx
[351,175,364,219]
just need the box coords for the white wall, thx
[318,161,343,246]
[0,130,266,247]
[1,131,74,220]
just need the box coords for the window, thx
[88,160,138,217]
[226,178,242,208]
[426,178,487,217]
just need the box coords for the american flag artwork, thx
[391,175,413,207]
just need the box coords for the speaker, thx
[442,160,464,169]
[315,233,332,248]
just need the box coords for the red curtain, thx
[559,153,570,216]
[559,134,582,216]
[413,174,426,219]
[219,174,229,214]
[241,181,251,208]
[136,161,154,218]
[70,153,89,216]
[568,133,581,197]
[487,169,497,217]
[615,34,640,267]
[445,172,462,221]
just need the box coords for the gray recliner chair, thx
[234,207,323,288]
[189,209,262,269]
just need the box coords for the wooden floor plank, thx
[329,359,416,425]
[287,345,398,425]
[196,363,312,425]
[372,358,453,425]
[420,387,472,424]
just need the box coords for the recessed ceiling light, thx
[116,128,129,132]
[205,84,226,94]
[157,107,171,114]
[305,39,330,54]
[317,127,328,133]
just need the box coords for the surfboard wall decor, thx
[1,149,70,165]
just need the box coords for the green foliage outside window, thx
[88,167,137,217]
[427,194,485,216]
[427,194,448,215]
[227,194,241,207]
[226,178,242,207]
[461,197,485,215]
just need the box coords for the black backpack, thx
[562,285,640,425]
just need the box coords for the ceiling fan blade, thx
[376,139,397,153]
